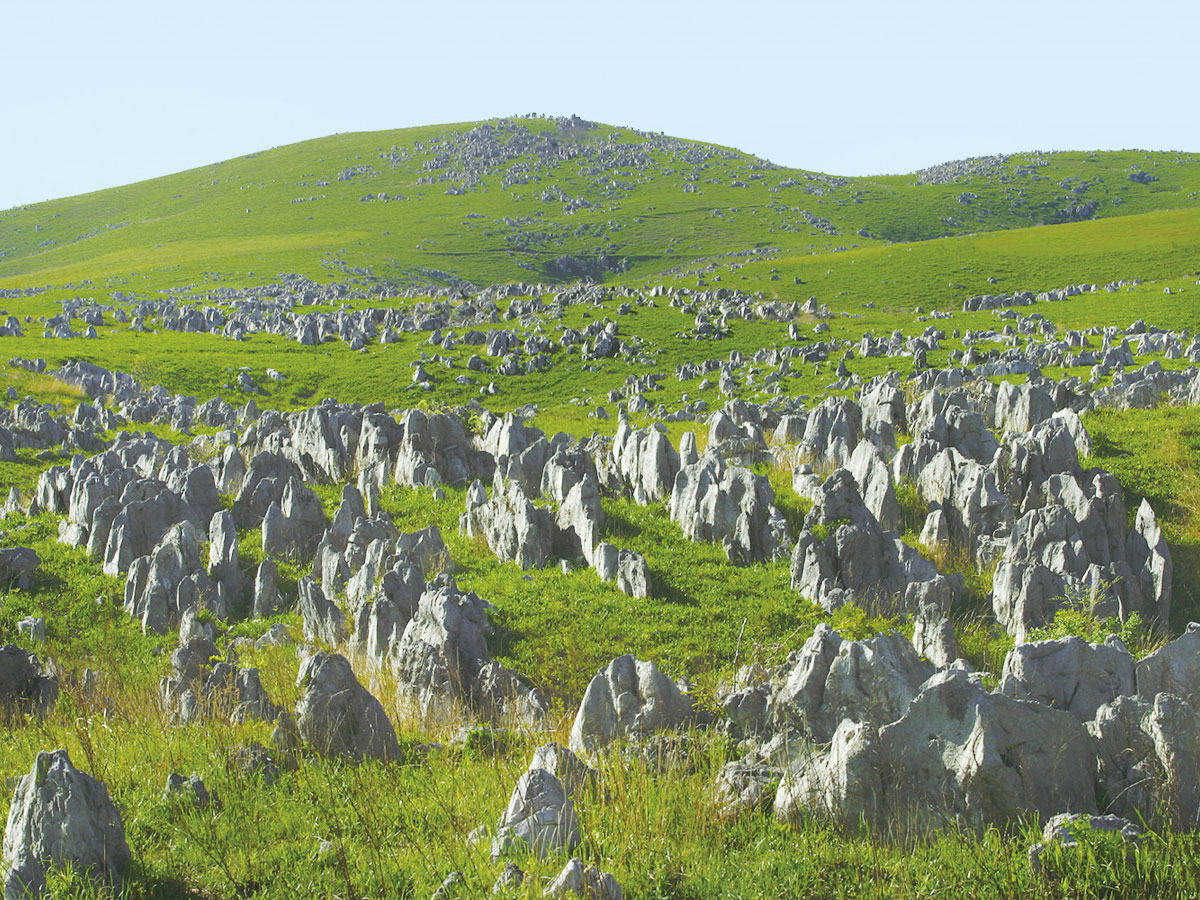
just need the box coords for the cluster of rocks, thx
[0,385,113,463]
[25,323,1184,650]
[961,282,1107,312]
[459,415,654,595]
[772,371,1172,639]
[669,452,791,564]
[159,635,279,724]
[700,622,1200,838]
[0,646,58,719]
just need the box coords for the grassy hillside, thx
[2,115,1199,293]
[3,117,1200,897]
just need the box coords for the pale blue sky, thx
[3,0,1196,211]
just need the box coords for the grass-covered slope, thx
[4,117,1200,898]
[2,115,1199,292]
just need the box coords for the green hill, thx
[6,118,1200,898]
[2,114,1198,293]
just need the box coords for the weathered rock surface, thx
[1090,691,1200,829]
[490,767,580,860]
[791,470,953,615]
[294,652,400,762]
[999,636,1135,721]
[669,452,790,563]
[1136,623,1200,708]
[775,669,1097,833]
[392,577,546,723]
[0,647,58,719]
[569,655,693,757]
[462,479,556,570]
[597,420,679,504]
[542,858,623,899]
[3,749,131,895]
[298,576,345,645]
[0,548,40,591]
[1028,813,1141,875]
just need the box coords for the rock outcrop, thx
[3,750,131,895]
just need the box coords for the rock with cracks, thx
[294,652,401,762]
[3,749,131,895]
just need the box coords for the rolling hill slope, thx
[1,114,1198,293]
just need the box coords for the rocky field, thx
[2,118,1200,897]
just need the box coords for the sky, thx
[2,0,1197,211]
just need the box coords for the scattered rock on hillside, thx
[0,646,58,718]
[569,655,693,757]
[294,652,401,762]
[2,749,131,895]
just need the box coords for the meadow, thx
[2,117,1200,897]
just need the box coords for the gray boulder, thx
[994,381,1055,435]
[162,773,211,810]
[555,476,605,565]
[1136,623,1200,708]
[207,509,241,612]
[846,442,901,532]
[1028,813,1141,875]
[773,629,933,743]
[715,760,784,819]
[797,396,861,469]
[1000,636,1135,721]
[669,453,790,564]
[1091,692,1200,829]
[1126,498,1172,623]
[394,409,492,488]
[297,577,344,645]
[15,618,44,644]
[569,655,693,757]
[592,541,619,583]
[490,768,580,860]
[393,578,546,723]
[791,470,950,615]
[528,742,594,796]
[602,421,680,504]
[2,749,130,894]
[0,548,39,591]
[915,448,1013,547]
[252,559,283,619]
[294,652,400,762]
[122,522,207,635]
[615,550,651,598]
[0,647,58,719]
[911,601,958,668]
[461,480,556,570]
[232,452,305,529]
[542,858,623,899]
[261,477,326,561]
[775,669,1097,833]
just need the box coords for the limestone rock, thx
[776,669,1097,833]
[569,655,693,757]
[490,768,580,860]
[1091,692,1200,829]
[999,636,1134,721]
[1028,813,1141,875]
[669,452,790,564]
[2,749,131,893]
[393,577,546,723]
[542,858,623,899]
[298,577,344,646]
[0,646,58,719]
[294,652,400,762]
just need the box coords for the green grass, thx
[3,118,1200,295]
[3,117,1200,896]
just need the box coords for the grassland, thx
[1,117,1200,896]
